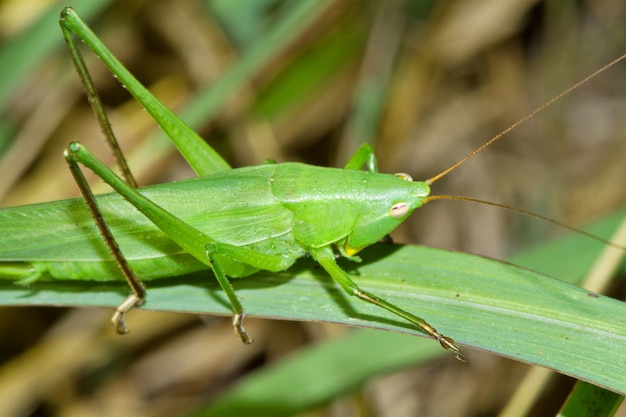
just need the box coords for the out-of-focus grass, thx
[1,1,626,416]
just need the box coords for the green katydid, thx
[1,7,625,362]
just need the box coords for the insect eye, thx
[394,172,413,182]
[390,202,409,218]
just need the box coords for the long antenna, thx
[426,53,626,186]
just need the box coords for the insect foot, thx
[233,313,254,344]
[350,287,465,360]
[111,294,144,335]
[437,335,466,362]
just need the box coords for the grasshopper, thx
[2,7,626,362]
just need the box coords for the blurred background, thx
[1,0,626,416]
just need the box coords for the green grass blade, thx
[128,0,334,174]
[510,211,626,414]
[252,22,363,122]
[0,1,111,108]
[205,0,280,48]
[0,1,112,154]
[193,329,444,417]
[183,0,333,130]
[558,381,624,417]
[1,244,625,394]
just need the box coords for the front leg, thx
[309,245,465,361]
